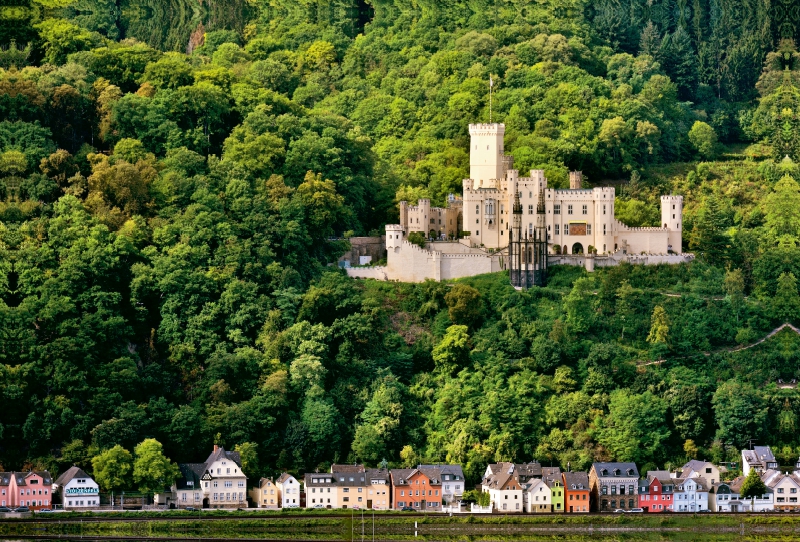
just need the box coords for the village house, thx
[675,460,725,486]
[524,477,552,513]
[417,464,465,505]
[742,446,778,476]
[1,471,54,510]
[709,481,741,512]
[481,463,523,512]
[390,466,458,511]
[640,471,674,512]
[545,474,565,513]
[53,467,97,510]
[589,462,639,512]
[304,471,338,508]
[171,445,247,509]
[249,477,279,508]
[562,471,590,513]
[278,473,301,508]
[365,468,391,510]
[762,469,800,511]
[672,476,709,512]
[332,464,368,509]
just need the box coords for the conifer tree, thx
[639,21,661,59]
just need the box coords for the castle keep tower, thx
[468,123,505,186]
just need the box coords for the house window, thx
[564,224,569,235]
[568,205,573,215]
[555,224,559,235]
[554,204,561,215]
[528,205,534,214]
[603,205,607,215]
[582,204,587,215]
[587,224,591,235]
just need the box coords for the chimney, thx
[214,444,219,454]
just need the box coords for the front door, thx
[367,500,372,509]
[569,506,573,512]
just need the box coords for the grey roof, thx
[0,473,10,487]
[366,468,390,483]
[562,472,589,490]
[276,473,296,484]
[417,464,465,480]
[204,446,242,469]
[389,469,416,486]
[647,470,673,482]
[176,446,245,490]
[55,466,91,487]
[175,463,205,490]
[304,472,337,487]
[592,463,639,478]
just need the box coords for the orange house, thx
[389,468,443,511]
[562,472,590,513]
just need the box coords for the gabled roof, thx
[389,469,417,486]
[366,468,390,483]
[0,473,10,487]
[304,473,336,487]
[562,472,589,490]
[592,462,639,478]
[692,476,710,491]
[417,464,464,479]
[55,466,91,487]
[255,477,274,488]
[204,446,242,469]
[175,463,205,490]
[276,473,296,484]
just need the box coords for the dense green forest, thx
[2,0,800,488]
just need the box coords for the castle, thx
[348,123,690,284]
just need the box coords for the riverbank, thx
[4,512,800,541]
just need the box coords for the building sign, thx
[66,487,99,495]
[569,222,587,236]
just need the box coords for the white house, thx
[53,467,100,509]
[710,478,772,512]
[672,477,709,512]
[742,446,778,476]
[482,463,523,512]
[524,478,552,513]
[277,473,300,508]
[304,472,338,509]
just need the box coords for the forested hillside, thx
[2,0,800,484]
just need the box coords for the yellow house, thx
[250,478,279,508]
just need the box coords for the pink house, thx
[0,471,53,510]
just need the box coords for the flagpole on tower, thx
[489,75,494,123]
